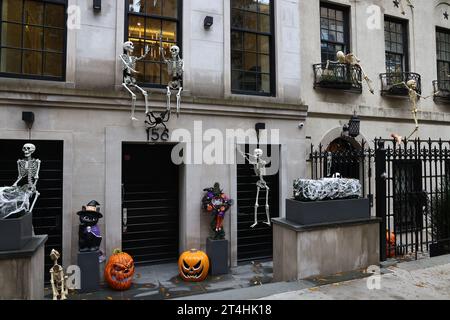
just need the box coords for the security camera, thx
[298,122,304,129]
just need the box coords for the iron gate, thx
[0,140,64,281]
[308,138,450,261]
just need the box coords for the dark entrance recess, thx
[122,143,179,265]
[0,140,64,282]
[237,145,280,262]
[326,138,360,179]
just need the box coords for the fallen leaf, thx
[106,296,113,300]
[309,287,319,292]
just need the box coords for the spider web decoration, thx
[293,177,362,201]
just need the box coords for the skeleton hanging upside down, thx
[326,51,375,94]
[120,41,151,121]
[160,34,184,117]
[391,80,439,143]
[240,149,271,228]
[50,249,68,300]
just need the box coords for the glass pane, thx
[328,9,336,19]
[145,0,161,15]
[258,74,270,93]
[244,33,257,51]
[0,48,21,73]
[23,26,43,50]
[259,54,270,73]
[231,71,241,90]
[44,28,64,52]
[231,50,243,69]
[128,15,145,39]
[244,12,257,31]
[163,0,177,18]
[145,62,160,83]
[259,14,270,33]
[45,3,65,28]
[1,23,22,47]
[320,7,327,18]
[135,60,145,82]
[336,10,343,21]
[258,35,269,54]
[233,0,257,12]
[337,32,344,43]
[2,0,23,23]
[241,72,256,91]
[259,0,270,14]
[231,9,244,29]
[244,52,257,71]
[231,31,243,50]
[161,62,169,84]
[24,0,44,25]
[129,0,145,13]
[44,52,62,77]
[162,20,177,43]
[145,18,160,40]
[23,50,42,75]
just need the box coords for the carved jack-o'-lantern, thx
[104,249,135,290]
[386,231,396,258]
[178,249,209,282]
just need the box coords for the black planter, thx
[0,211,33,251]
[206,238,229,276]
[286,198,370,226]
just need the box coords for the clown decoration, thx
[202,183,233,240]
[77,200,103,252]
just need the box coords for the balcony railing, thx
[313,62,362,93]
[433,80,450,102]
[380,72,422,97]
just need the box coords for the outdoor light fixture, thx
[22,111,35,130]
[343,113,360,138]
[204,16,214,29]
[93,0,101,11]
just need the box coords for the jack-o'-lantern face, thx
[104,249,135,290]
[178,249,209,282]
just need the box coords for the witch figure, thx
[77,200,103,252]
[202,183,233,240]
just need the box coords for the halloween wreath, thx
[202,183,233,240]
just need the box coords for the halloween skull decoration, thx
[22,143,36,157]
[104,249,135,290]
[178,249,210,282]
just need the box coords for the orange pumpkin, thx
[386,231,396,258]
[104,249,135,290]
[178,249,209,282]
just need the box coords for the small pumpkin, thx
[104,249,135,290]
[386,231,396,258]
[178,249,209,282]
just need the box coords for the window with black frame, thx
[384,18,408,74]
[127,0,180,87]
[0,0,66,80]
[436,28,450,90]
[231,0,274,96]
[320,4,349,63]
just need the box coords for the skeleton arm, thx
[238,149,257,165]
[159,34,169,64]
[32,160,41,190]
[136,45,150,61]
[13,160,23,187]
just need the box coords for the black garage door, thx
[122,143,179,265]
[237,145,279,262]
[0,140,63,281]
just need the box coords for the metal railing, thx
[433,80,450,102]
[313,62,363,93]
[380,72,422,97]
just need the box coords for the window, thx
[384,17,408,74]
[320,3,349,63]
[0,0,66,80]
[231,0,274,96]
[126,0,181,87]
[436,28,450,81]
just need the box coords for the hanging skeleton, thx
[240,149,271,228]
[120,41,151,121]
[49,249,68,300]
[326,51,374,94]
[0,144,41,219]
[391,80,439,142]
[394,0,414,15]
[160,33,184,117]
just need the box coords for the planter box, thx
[0,212,32,251]
[206,238,229,276]
[286,198,370,226]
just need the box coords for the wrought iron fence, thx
[308,138,450,261]
[313,62,363,93]
[380,72,421,96]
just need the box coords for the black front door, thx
[121,143,179,265]
[0,140,64,281]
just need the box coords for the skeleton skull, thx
[123,41,134,53]
[50,249,60,262]
[254,149,263,158]
[170,45,180,58]
[407,79,417,90]
[22,143,36,157]
[336,51,346,63]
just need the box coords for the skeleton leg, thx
[406,109,419,141]
[166,86,172,112]
[358,65,375,94]
[176,87,183,117]
[50,272,58,300]
[134,84,150,115]
[263,186,271,226]
[251,186,261,228]
[60,271,68,300]
[122,84,138,121]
